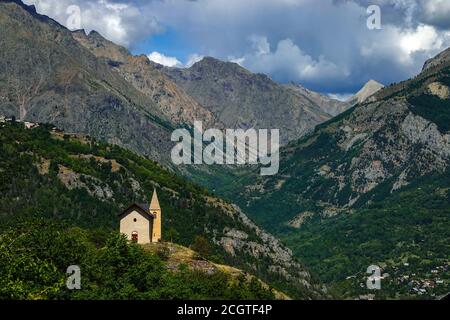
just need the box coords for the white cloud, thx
[361,24,448,66]
[400,24,443,56]
[328,93,354,102]
[148,51,182,67]
[185,54,204,68]
[228,56,246,66]
[242,37,349,85]
[24,0,162,47]
[148,52,206,68]
[249,35,271,56]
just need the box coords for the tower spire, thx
[149,188,160,211]
[149,189,162,243]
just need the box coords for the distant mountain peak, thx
[190,56,249,74]
[87,30,107,40]
[199,56,221,63]
[285,82,351,117]
[162,59,333,143]
[364,79,383,87]
[349,79,384,104]
[71,28,87,36]
[190,56,223,67]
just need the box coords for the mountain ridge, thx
[161,56,339,143]
[423,47,450,71]
[71,29,217,127]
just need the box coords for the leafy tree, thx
[0,220,275,300]
[191,235,212,259]
[165,227,179,243]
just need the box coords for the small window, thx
[133,218,137,222]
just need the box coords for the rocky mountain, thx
[0,0,177,163]
[0,121,327,299]
[71,29,215,127]
[161,57,346,143]
[203,47,450,299]
[0,0,353,167]
[0,0,215,165]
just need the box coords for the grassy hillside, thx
[142,242,290,300]
[0,121,326,299]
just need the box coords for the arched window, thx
[131,231,138,243]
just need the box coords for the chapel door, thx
[131,232,138,243]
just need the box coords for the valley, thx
[0,0,449,301]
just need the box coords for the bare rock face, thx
[287,211,314,229]
[57,165,115,201]
[214,204,327,298]
[401,113,450,162]
[72,30,216,127]
[427,82,450,99]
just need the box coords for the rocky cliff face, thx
[204,200,327,298]
[161,57,340,143]
[72,30,216,127]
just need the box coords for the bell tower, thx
[149,189,161,242]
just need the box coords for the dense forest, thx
[0,220,274,299]
[0,121,323,300]
[281,172,450,299]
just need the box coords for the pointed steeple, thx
[149,189,160,211]
[149,188,162,243]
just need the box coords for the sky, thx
[23,0,450,96]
